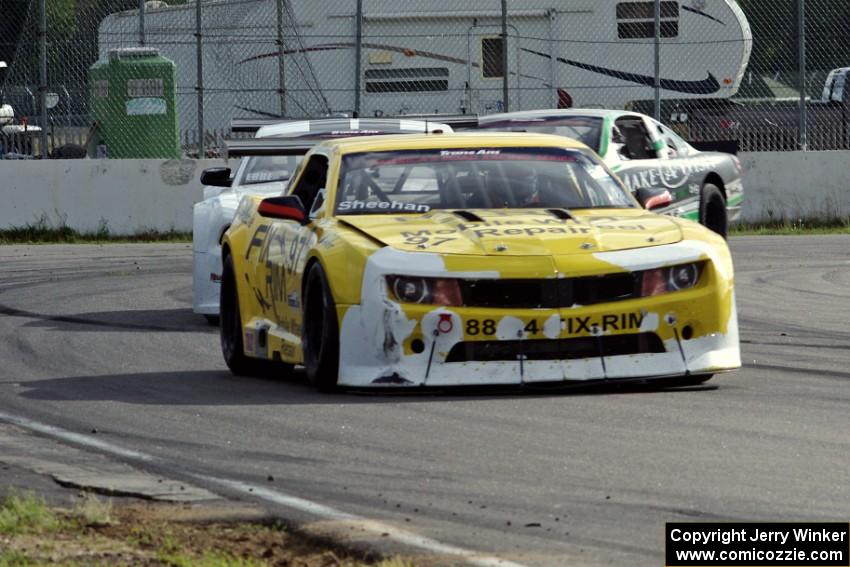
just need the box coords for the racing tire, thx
[302,263,340,392]
[699,184,728,239]
[220,253,292,378]
[220,253,254,375]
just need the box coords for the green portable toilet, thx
[89,47,180,158]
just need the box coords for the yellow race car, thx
[220,132,740,391]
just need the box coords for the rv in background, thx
[99,0,752,134]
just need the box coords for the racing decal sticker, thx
[440,149,502,157]
[245,224,271,259]
[618,158,716,192]
[563,312,644,335]
[243,220,315,317]
[463,312,645,338]
[338,200,431,213]
[398,217,647,243]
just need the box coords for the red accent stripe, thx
[259,203,305,221]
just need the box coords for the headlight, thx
[640,262,704,297]
[387,276,463,306]
[668,263,700,291]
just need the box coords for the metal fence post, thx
[39,0,48,157]
[354,0,362,117]
[547,9,555,108]
[276,0,286,117]
[139,0,146,46]
[196,0,204,157]
[798,0,807,151]
[653,0,661,121]
[501,0,509,112]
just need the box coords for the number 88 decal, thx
[466,319,496,336]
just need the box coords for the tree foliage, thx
[738,0,850,73]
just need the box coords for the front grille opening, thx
[570,273,638,305]
[445,332,664,363]
[459,279,557,309]
[458,273,640,309]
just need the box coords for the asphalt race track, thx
[1,237,848,566]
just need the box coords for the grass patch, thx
[0,492,63,536]
[0,494,422,566]
[0,213,191,244]
[731,218,850,235]
[71,493,113,528]
[0,549,29,567]
[157,550,268,567]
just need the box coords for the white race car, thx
[192,118,453,322]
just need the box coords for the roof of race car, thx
[313,131,591,155]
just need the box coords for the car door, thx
[257,154,328,350]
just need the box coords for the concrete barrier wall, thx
[738,151,850,223]
[0,158,227,234]
[0,152,847,234]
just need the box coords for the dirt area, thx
[0,492,415,567]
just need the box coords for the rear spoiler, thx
[224,138,318,158]
[230,118,291,134]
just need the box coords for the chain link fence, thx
[2,0,849,158]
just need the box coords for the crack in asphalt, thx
[0,304,192,333]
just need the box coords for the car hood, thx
[338,208,682,256]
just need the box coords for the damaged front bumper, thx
[335,245,740,388]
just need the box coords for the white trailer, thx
[99,0,752,133]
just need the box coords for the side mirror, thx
[635,187,673,211]
[200,167,232,188]
[258,195,308,224]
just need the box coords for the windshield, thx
[335,147,633,215]
[477,116,603,153]
[241,155,300,185]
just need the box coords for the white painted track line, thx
[0,411,527,567]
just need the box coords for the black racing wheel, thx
[302,263,340,392]
[700,183,728,239]
[220,252,292,378]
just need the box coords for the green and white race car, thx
[477,109,743,238]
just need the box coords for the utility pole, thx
[354,0,363,116]
[139,0,146,46]
[39,0,49,157]
[195,0,204,157]
[798,0,808,150]
[653,0,661,121]
[276,0,287,117]
[501,0,509,112]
